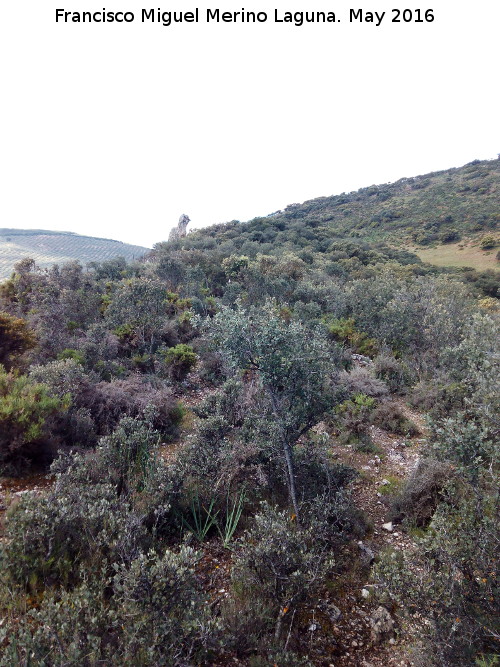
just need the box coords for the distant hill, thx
[0,229,149,279]
[167,158,499,271]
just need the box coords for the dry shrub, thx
[391,458,452,526]
[372,401,419,436]
[86,375,183,437]
[338,367,388,398]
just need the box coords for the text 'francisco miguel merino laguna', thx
[55,8,436,27]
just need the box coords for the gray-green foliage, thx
[112,547,219,664]
[346,273,473,375]
[104,277,169,353]
[231,502,335,641]
[2,417,176,590]
[373,487,499,666]
[432,313,499,480]
[203,301,345,519]
[374,313,500,666]
[0,548,218,667]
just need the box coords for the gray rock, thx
[369,606,395,644]
[358,541,375,566]
[328,604,342,622]
[382,522,393,532]
[168,214,190,242]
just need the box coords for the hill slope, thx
[169,158,499,270]
[0,229,148,279]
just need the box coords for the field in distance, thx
[0,229,149,280]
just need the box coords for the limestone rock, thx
[169,214,190,242]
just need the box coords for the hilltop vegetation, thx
[0,160,498,666]
[0,228,148,280]
[166,157,499,271]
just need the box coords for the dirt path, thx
[311,400,427,667]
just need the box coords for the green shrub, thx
[0,311,36,370]
[57,348,85,365]
[0,366,70,472]
[325,316,378,356]
[480,235,496,250]
[162,343,197,381]
[374,353,412,393]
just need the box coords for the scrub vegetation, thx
[0,158,498,665]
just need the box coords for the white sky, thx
[1,1,498,248]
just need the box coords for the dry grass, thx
[413,237,499,271]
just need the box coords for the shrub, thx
[231,503,335,642]
[113,547,219,663]
[480,235,496,250]
[0,548,219,666]
[440,230,460,244]
[162,343,197,381]
[431,415,495,483]
[0,311,36,370]
[338,366,389,398]
[325,316,378,356]
[3,479,137,590]
[334,393,376,445]
[0,366,70,472]
[409,380,467,417]
[0,570,115,666]
[3,416,179,591]
[391,458,452,526]
[372,401,419,436]
[374,352,412,393]
[87,376,184,438]
[374,487,499,666]
[30,359,97,449]
[57,347,85,365]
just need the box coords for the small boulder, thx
[328,604,342,622]
[369,605,395,644]
[358,541,375,566]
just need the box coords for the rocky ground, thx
[0,392,426,666]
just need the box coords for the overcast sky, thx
[1,1,498,248]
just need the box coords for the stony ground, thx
[0,390,427,666]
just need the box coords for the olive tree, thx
[204,301,344,521]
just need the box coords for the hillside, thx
[0,228,148,279]
[0,158,498,667]
[167,157,499,271]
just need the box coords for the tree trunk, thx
[268,389,300,522]
[283,439,300,523]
